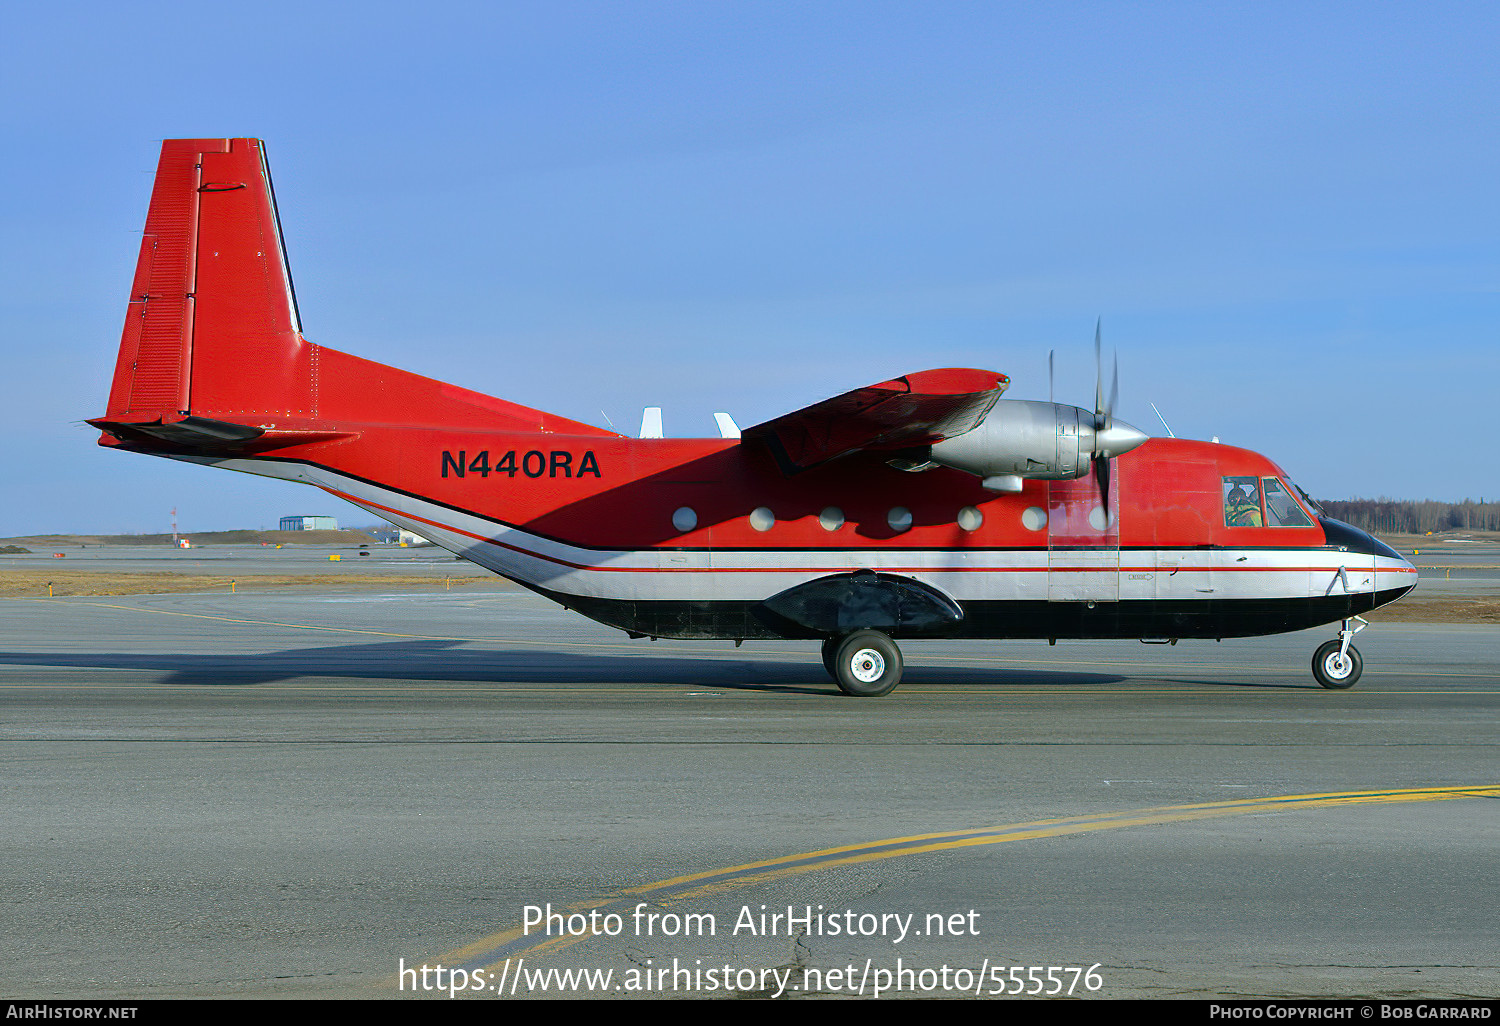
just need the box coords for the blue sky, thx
[2,2,1497,535]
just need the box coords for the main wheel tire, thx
[1312,639,1362,689]
[833,630,903,697]
[820,636,840,679]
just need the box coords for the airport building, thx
[362,526,433,546]
[278,515,339,531]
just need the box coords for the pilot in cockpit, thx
[1224,480,1263,527]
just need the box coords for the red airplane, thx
[90,139,1418,696]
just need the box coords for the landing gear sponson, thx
[771,570,957,697]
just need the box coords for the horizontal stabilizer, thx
[87,413,355,452]
[744,367,1007,473]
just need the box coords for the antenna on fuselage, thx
[639,407,664,438]
[1149,402,1176,438]
[713,412,741,439]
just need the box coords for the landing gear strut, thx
[1312,616,1366,689]
[823,630,904,697]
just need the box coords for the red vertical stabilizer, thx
[95,138,613,450]
[103,138,308,421]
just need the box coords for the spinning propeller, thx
[927,322,1147,501]
[1093,319,1117,519]
[1082,319,1148,523]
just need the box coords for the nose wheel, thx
[1312,617,1366,689]
[822,630,904,697]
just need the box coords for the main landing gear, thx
[821,630,904,697]
[1312,616,1367,689]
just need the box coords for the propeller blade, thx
[1048,349,1055,405]
[1091,318,1121,523]
[1093,318,1104,430]
[1109,348,1118,423]
[1095,445,1112,520]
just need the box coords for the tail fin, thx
[95,138,614,450]
[103,138,312,421]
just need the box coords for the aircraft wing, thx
[744,367,1007,473]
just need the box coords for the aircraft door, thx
[1152,459,1219,609]
[1046,468,1120,603]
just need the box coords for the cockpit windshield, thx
[1223,475,1317,528]
[1286,479,1323,516]
[1262,477,1313,527]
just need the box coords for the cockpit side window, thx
[1222,476,1263,527]
[1263,477,1313,527]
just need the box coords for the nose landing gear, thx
[822,629,904,697]
[1313,616,1367,689]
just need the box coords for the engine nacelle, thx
[928,399,1147,491]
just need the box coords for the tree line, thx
[1315,497,1500,534]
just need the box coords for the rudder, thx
[103,138,312,421]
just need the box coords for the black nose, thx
[1318,518,1403,561]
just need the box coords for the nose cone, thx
[1094,419,1149,458]
[1319,517,1405,561]
[1398,551,1419,597]
[1319,517,1420,604]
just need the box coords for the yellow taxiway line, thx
[422,785,1500,974]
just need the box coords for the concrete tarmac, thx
[0,542,491,577]
[1,588,1496,999]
